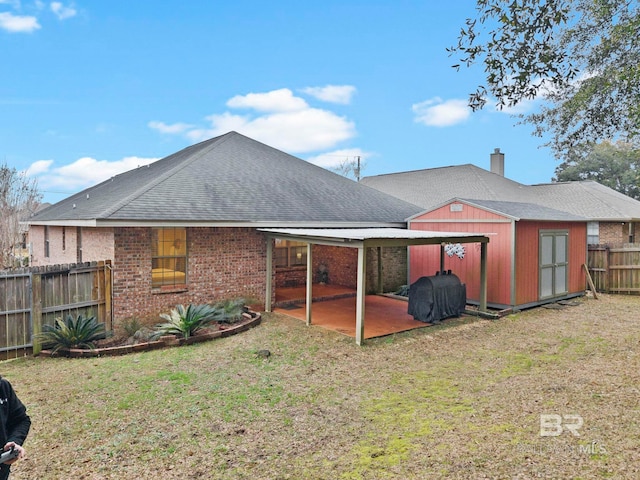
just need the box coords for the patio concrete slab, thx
[274,294,431,339]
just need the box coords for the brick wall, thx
[313,245,358,288]
[599,221,631,246]
[366,246,408,293]
[32,225,410,326]
[112,227,268,324]
[29,225,114,266]
[274,244,408,294]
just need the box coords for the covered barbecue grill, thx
[408,272,466,323]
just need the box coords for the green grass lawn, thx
[4,293,640,479]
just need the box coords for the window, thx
[152,228,187,287]
[587,222,599,245]
[274,239,307,268]
[44,226,50,258]
[76,227,82,263]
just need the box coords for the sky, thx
[1,0,560,204]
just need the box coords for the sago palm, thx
[36,314,106,354]
[155,304,218,339]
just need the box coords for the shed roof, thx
[455,199,586,222]
[29,132,422,228]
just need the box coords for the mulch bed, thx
[38,310,261,358]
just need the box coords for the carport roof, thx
[259,227,489,247]
[261,227,490,345]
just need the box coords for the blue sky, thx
[2,1,558,204]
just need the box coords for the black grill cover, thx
[408,273,466,323]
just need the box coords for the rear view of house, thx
[27,132,421,324]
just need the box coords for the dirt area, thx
[4,293,640,479]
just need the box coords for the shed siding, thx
[514,221,587,305]
[410,202,513,306]
[413,202,508,221]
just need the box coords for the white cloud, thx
[29,156,158,191]
[185,108,355,153]
[301,85,356,104]
[0,12,40,32]
[25,159,54,176]
[151,87,357,154]
[306,148,370,168]
[412,97,471,127]
[148,121,194,135]
[50,1,76,20]
[226,88,308,112]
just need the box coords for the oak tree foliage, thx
[554,140,640,199]
[449,0,640,158]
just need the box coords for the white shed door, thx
[540,230,568,299]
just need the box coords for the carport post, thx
[306,242,313,326]
[480,241,488,312]
[265,237,273,312]
[355,245,366,345]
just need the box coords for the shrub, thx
[212,298,246,324]
[120,317,143,337]
[154,304,219,339]
[36,314,106,354]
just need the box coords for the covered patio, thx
[274,284,429,339]
[262,228,490,345]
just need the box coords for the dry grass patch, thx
[3,294,640,479]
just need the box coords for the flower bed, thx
[39,311,261,358]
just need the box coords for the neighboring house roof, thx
[528,181,640,221]
[361,164,640,222]
[454,199,586,222]
[29,132,422,228]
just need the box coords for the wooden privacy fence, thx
[587,244,640,294]
[0,260,112,358]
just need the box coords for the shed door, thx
[539,230,568,299]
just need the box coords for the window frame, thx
[151,227,188,288]
[274,239,307,268]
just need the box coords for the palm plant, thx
[36,314,106,354]
[155,304,219,339]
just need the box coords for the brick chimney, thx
[490,148,504,176]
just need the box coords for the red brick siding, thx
[313,245,358,288]
[274,244,408,294]
[366,246,408,293]
[275,267,307,288]
[112,227,268,324]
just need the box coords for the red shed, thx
[408,198,588,310]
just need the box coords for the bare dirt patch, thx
[4,293,640,479]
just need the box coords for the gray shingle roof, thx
[29,132,422,226]
[456,199,586,222]
[361,165,640,221]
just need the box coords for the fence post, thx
[104,260,113,331]
[604,245,610,293]
[31,271,43,355]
